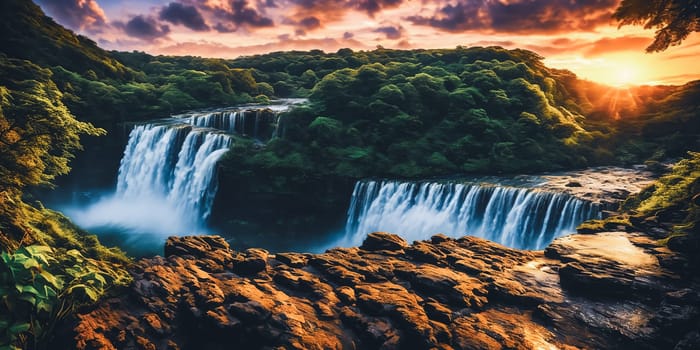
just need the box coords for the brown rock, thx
[232,248,268,275]
[335,286,356,304]
[275,252,309,267]
[228,301,271,323]
[165,235,231,262]
[141,313,168,335]
[66,232,696,350]
[360,231,408,251]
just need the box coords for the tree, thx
[0,57,104,193]
[614,0,700,52]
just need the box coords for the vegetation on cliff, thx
[212,47,699,235]
[0,66,130,343]
[0,30,130,350]
[578,151,700,266]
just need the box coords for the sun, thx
[545,54,659,88]
[611,67,639,87]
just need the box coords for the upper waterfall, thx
[343,179,601,250]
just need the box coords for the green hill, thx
[0,0,131,79]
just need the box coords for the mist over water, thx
[64,125,229,255]
[63,193,211,256]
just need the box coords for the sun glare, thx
[546,54,664,88]
[612,67,638,87]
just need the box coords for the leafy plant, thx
[0,246,61,349]
[0,245,131,350]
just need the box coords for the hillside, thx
[0,0,131,79]
[210,48,700,238]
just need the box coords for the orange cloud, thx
[157,37,369,57]
[584,36,652,57]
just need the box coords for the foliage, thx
[51,55,261,124]
[0,56,111,249]
[0,0,132,79]
[221,46,599,184]
[578,152,700,255]
[0,57,105,192]
[213,46,699,235]
[0,10,131,350]
[614,0,700,52]
[623,152,700,238]
[0,245,130,349]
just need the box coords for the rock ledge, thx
[68,232,699,350]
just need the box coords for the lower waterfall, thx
[343,180,600,250]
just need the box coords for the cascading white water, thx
[190,111,240,133]
[115,124,232,226]
[61,99,306,254]
[188,110,280,140]
[68,123,232,238]
[343,180,600,250]
[167,131,232,221]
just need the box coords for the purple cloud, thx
[160,2,210,31]
[407,0,619,33]
[210,0,274,32]
[35,0,107,33]
[374,25,403,40]
[116,15,170,41]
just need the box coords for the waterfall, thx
[60,99,306,254]
[343,180,600,250]
[188,109,279,140]
[114,124,232,227]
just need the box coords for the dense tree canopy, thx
[614,0,700,52]
[221,47,603,183]
[0,57,104,193]
[0,0,698,241]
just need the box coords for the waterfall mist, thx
[64,124,231,254]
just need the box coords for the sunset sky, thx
[36,0,700,86]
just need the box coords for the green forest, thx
[1,0,699,347]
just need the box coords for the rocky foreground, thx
[64,231,699,350]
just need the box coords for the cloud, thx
[159,2,210,31]
[208,0,274,32]
[355,0,404,16]
[157,36,369,58]
[298,16,321,30]
[281,0,405,28]
[396,39,411,48]
[35,0,108,33]
[651,73,700,85]
[584,36,651,57]
[407,0,619,33]
[116,15,170,41]
[283,0,347,26]
[374,25,403,40]
[343,31,355,39]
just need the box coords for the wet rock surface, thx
[68,232,699,349]
[538,166,656,208]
